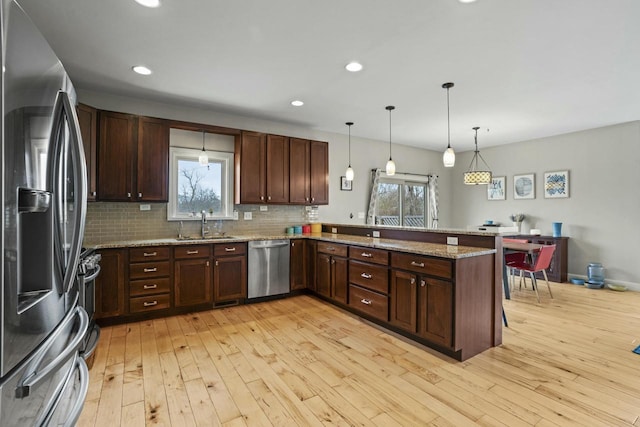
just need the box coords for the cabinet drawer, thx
[317,242,348,257]
[129,246,170,263]
[174,245,211,259]
[391,253,452,279]
[129,277,170,297]
[348,260,389,294]
[129,293,170,313]
[214,242,246,257]
[129,261,170,280]
[349,246,389,265]
[348,285,388,322]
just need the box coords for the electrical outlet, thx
[372,231,380,238]
[233,210,238,220]
[331,227,337,234]
[447,236,458,245]
[260,205,268,211]
[358,212,365,219]
[244,211,252,220]
[139,204,151,211]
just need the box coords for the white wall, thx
[450,121,640,289]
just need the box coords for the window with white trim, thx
[374,175,429,228]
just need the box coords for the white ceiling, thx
[17,0,640,152]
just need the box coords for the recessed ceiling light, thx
[134,0,161,7]
[458,0,477,3]
[345,62,363,72]
[291,100,304,107]
[132,65,152,75]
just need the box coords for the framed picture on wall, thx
[340,176,352,191]
[513,173,535,199]
[544,170,569,198]
[487,176,506,200]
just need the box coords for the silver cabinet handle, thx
[138,192,143,198]
[291,242,295,247]
[361,252,373,258]
[143,252,157,257]
[311,197,315,202]
[305,197,309,202]
[410,278,416,285]
[143,301,158,307]
[360,273,372,279]
[326,246,335,251]
[143,267,157,273]
[420,280,426,287]
[260,196,265,201]
[92,191,97,197]
[224,247,236,252]
[268,196,271,201]
[127,192,131,198]
[143,284,157,290]
[360,299,372,305]
[186,250,199,255]
[410,261,425,268]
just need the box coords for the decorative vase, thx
[513,221,522,233]
[552,222,562,237]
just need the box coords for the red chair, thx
[503,238,529,290]
[507,244,556,302]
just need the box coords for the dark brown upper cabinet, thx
[77,103,98,201]
[289,138,328,205]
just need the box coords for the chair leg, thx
[502,306,508,327]
[542,269,553,299]
[530,272,540,303]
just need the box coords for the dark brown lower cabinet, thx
[95,249,127,319]
[390,270,418,333]
[418,277,453,348]
[290,240,306,290]
[316,253,347,303]
[214,255,246,302]
[175,258,212,307]
[305,240,317,291]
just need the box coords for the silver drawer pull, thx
[361,252,373,258]
[143,267,157,273]
[326,246,335,251]
[143,300,158,307]
[143,284,157,290]
[360,299,372,305]
[360,273,372,279]
[410,261,425,268]
[186,250,199,255]
[224,247,236,252]
[143,252,157,257]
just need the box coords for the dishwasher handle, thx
[250,241,290,249]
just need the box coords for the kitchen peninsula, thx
[88,226,501,361]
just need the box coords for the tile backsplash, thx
[84,202,309,244]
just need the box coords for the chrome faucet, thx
[201,210,209,238]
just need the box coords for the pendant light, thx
[345,122,354,181]
[385,105,396,176]
[463,127,492,185]
[198,130,208,166]
[442,82,456,168]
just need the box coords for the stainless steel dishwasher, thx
[248,239,290,299]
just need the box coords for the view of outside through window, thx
[376,181,426,227]
[177,158,222,215]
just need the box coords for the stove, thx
[78,248,101,367]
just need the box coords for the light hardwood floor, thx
[78,283,640,426]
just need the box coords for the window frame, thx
[167,146,234,221]
[375,175,430,228]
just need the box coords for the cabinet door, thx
[289,138,310,203]
[98,111,136,201]
[306,240,317,291]
[175,258,212,307]
[290,240,306,290]
[309,140,328,205]
[214,255,247,301]
[316,253,331,297]
[239,131,266,203]
[137,117,169,202]
[95,249,127,318]
[265,134,289,203]
[390,270,418,333]
[418,277,453,348]
[331,256,348,304]
[77,104,97,201]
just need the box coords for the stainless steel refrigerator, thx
[1,0,89,425]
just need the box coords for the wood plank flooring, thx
[78,282,640,426]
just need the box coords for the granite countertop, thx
[323,222,514,236]
[85,232,495,260]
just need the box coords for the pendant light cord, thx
[386,105,395,160]
[348,124,352,166]
[446,88,451,149]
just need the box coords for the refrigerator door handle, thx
[47,91,88,295]
[15,306,89,399]
[38,355,90,427]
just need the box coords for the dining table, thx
[502,241,545,300]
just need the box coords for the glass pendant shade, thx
[386,159,396,176]
[345,122,354,181]
[442,82,455,167]
[443,147,455,168]
[345,166,354,181]
[199,131,208,166]
[464,127,492,185]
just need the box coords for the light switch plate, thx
[358,212,365,219]
[447,236,459,245]
[139,204,150,211]
[372,231,380,238]
[244,211,252,220]
[259,205,268,211]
